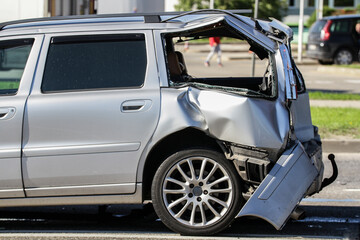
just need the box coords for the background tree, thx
[306,6,336,27]
[175,0,287,20]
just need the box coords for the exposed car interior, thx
[163,22,276,98]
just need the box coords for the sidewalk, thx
[183,43,318,65]
[310,100,360,109]
[322,139,360,153]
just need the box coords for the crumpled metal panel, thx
[291,92,315,142]
[268,18,294,40]
[279,44,297,100]
[152,86,290,153]
[187,88,289,150]
[237,141,319,230]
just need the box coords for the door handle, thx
[0,107,16,120]
[121,100,152,113]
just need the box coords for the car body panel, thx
[150,87,290,155]
[0,35,43,198]
[237,141,319,230]
[22,30,161,196]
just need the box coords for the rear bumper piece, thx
[236,141,320,230]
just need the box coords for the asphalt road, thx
[0,153,358,239]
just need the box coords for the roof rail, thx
[0,9,251,31]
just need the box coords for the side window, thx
[330,20,351,33]
[0,39,34,95]
[42,34,147,93]
[164,33,276,98]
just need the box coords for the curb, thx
[322,139,360,153]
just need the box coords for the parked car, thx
[306,14,360,65]
[0,10,336,235]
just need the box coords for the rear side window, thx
[0,39,34,95]
[309,20,327,33]
[330,20,351,33]
[42,34,147,93]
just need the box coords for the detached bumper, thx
[237,141,322,230]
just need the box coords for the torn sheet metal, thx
[279,44,297,100]
[153,87,290,156]
[291,92,315,142]
[268,18,294,41]
[237,141,319,230]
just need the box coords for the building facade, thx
[285,0,360,23]
[0,0,48,23]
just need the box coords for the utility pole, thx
[318,0,324,19]
[210,0,214,9]
[251,0,259,77]
[298,0,304,63]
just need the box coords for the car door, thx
[0,36,42,198]
[22,31,160,197]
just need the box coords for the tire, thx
[151,149,243,235]
[334,49,353,65]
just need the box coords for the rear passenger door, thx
[23,31,160,197]
[0,36,42,198]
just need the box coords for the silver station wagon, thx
[0,10,336,235]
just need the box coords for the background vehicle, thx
[0,10,336,236]
[306,14,360,65]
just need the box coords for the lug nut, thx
[203,190,208,195]
[188,193,193,197]
[199,182,203,186]
[189,184,194,188]
[197,197,202,202]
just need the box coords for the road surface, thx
[0,153,358,239]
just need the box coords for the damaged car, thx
[0,10,336,235]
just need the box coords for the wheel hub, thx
[192,186,202,196]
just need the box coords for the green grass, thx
[336,64,360,69]
[311,107,360,138]
[309,91,360,100]
[0,81,19,90]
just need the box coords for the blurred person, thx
[204,37,222,67]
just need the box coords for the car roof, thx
[322,14,360,21]
[0,10,252,31]
[0,9,294,53]
[0,10,255,37]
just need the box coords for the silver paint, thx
[237,142,319,230]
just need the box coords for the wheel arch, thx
[142,127,224,200]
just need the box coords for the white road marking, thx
[345,80,360,84]
[343,189,360,192]
[314,81,334,84]
[0,232,342,240]
[302,198,360,202]
[297,217,360,224]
